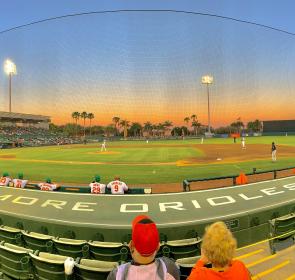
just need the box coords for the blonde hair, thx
[201,221,237,267]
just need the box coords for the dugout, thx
[0,111,50,129]
[262,120,295,135]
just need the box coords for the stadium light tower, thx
[201,75,213,134]
[4,59,17,113]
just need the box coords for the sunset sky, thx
[0,2,294,127]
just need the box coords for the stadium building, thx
[263,120,295,134]
[0,111,50,129]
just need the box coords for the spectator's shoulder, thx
[160,257,180,280]
[107,267,118,280]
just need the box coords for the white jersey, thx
[38,182,58,191]
[107,180,128,194]
[13,179,28,188]
[89,182,106,194]
[0,177,11,186]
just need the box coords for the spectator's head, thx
[114,176,120,181]
[46,178,52,184]
[94,175,100,182]
[18,173,24,179]
[129,215,160,265]
[201,221,237,268]
[3,172,9,177]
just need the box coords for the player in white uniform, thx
[0,172,11,186]
[89,175,106,194]
[241,137,246,149]
[13,173,28,188]
[38,178,58,191]
[107,176,128,194]
[101,139,107,152]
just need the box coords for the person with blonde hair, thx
[188,221,251,280]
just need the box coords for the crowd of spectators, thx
[0,126,77,147]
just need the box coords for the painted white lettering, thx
[260,187,284,196]
[207,196,236,206]
[283,183,295,191]
[12,196,38,205]
[120,204,148,213]
[0,195,12,201]
[239,193,263,200]
[191,200,201,209]
[41,200,67,209]
[72,202,96,211]
[159,202,185,212]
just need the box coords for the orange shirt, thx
[188,259,251,280]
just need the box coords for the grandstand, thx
[0,111,50,130]
[263,120,295,134]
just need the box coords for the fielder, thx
[101,139,107,152]
[13,173,28,188]
[201,137,204,144]
[0,172,11,186]
[241,137,246,149]
[107,176,128,194]
[38,178,58,191]
[89,175,106,194]
[271,142,277,162]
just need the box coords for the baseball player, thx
[241,137,246,149]
[101,139,107,152]
[13,173,28,188]
[271,142,277,162]
[0,172,11,186]
[201,137,204,144]
[38,178,58,191]
[107,176,128,194]
[89,175,106,194]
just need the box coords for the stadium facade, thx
[0,111,50,129]
[262,120,295,133]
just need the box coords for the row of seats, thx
[0,225,202,262]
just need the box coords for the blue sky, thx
[0,1,294,126]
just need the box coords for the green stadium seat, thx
[269,212,295,254]
[88,241,127,262]
[0,242,34,279]
[176,256,199,279]
[166,237,201,259]
[0,226,22,245]
[29,252,69,280]
[21,231,54,253]
[53,238,89,258]
[74,258,118,280]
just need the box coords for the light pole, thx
[201,75,213,134]
[4,59,17,113]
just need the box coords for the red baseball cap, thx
[131,215,160,256]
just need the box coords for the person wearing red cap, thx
[107,215,180,280]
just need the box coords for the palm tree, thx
[183,117,190,136]
[191,115,198,135]
[120,120,130,139]
[192,120,201,136]
[71,112,80,137]
[104,124,116,137]
[80,111,88,137]
[87,113,94,136]
[130,122,143,137]
[112,116,120,136]
[163,120,173,136]
[143,122,153,137]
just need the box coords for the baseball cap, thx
[94,175,100,182]
[46,178,52,184]
[132,215,160,257]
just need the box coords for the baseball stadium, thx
[0,7,295,280]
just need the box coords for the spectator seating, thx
[88,241,127,262]
[21,231,54,253]
[29,252,69,280]
[176,256,199,279]
[0,226,22,245]
[74,258,118,280]
[269,212,295,254]
[166,237,201,259]
[52,238,89,259]
[0,241,34,279]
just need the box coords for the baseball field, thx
[0,136,294,187]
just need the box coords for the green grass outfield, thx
[0,136,294,185]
